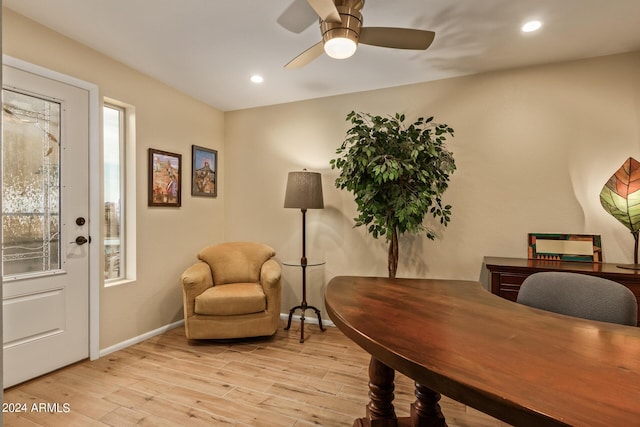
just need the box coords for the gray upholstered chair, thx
[517,272,637,326]
[180,242,282,340]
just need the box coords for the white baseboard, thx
[98,314,334,358]
[280,312,335,328]
[99,319,185,358]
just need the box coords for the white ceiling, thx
[5,0,640,111]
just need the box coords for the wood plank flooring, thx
[4,321,510,426]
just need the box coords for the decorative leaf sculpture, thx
[600,157,640,233]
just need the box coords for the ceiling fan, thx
[283,0,435,69]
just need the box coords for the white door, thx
[2,64,90,388]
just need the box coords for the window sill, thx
[104,278,136,288]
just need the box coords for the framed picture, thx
[191,145,217,197]
[528,233,602,262]
[148,148,182,207]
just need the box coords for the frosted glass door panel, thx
[2,89,61,276]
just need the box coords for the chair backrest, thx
[517,272,638,326]
[197,242,275,285]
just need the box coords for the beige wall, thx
[225,52,640,317]
[3,9,226,348]
[5,7,640,345]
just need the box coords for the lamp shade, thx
[284,171,324,209]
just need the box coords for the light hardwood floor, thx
[4,321,509,426]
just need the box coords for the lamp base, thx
[616,263,640,270]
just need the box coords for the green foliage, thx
[330,111,456,242]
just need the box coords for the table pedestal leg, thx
[354,357,398,427]
[353,359,448,427]
[410,383,447,427]
[367,357,396,423]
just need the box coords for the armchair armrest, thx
[180,261,213,317]
[261,259,281,288]
[260,259,282,313]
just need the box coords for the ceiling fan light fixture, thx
[522,20,542,33]
[285,1,436,69]
[324,36,357,59]
[321,6,362,60]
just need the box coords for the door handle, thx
[72,236,89,245]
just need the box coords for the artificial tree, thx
[330,111,456,278]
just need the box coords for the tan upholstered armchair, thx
[180,242,282,340]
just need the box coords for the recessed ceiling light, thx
[522,20,542,33]
[250,74,264,84]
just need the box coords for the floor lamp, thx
[284,170,326,343]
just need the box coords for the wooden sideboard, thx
[485,256,640,325]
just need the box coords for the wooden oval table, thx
[325,276,640,427]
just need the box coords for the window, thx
[102,99,136,286]
[103,104,125,282]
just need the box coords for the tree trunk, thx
[388,228,399,278]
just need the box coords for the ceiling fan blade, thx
[307,0,342,23]
[359,28,435,50]
[285,42,325,69]
[277,0,318,33]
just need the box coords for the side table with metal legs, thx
[283,259,326,343]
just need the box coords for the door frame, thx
[3,55,101,361]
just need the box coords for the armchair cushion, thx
[198,242,275,285]
[195,282,266,316]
